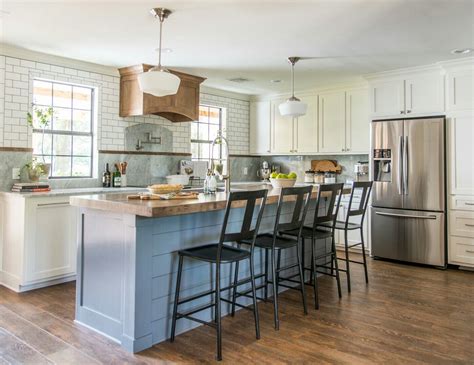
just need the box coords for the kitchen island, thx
[70,184,348,352]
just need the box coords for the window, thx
[191,105,225,162]
[32,80,94,178]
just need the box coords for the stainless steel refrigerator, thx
[370,116,446,267]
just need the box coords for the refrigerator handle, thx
[403,136,408,195]
[375,211,437,220]
[398,136,404,195]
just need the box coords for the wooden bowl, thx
[147,184,183,195]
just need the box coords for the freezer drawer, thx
[371,207,445,266]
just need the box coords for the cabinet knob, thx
[346,148,350,151]
[267,150,271,153]
[407,110,411,113]
[400,110,405,114]
[342,148,345,152]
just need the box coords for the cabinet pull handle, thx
[466,250,474,254]
[400,110,405,114]
[465,203,474,206]
[37,202,70,207]
[407,110,411,113]
[465,224,474,227]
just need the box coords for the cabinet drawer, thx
[449,236,474,266]
[449,211,474,238]
[451,196,474,211]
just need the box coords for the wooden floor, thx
[0,256,473,364]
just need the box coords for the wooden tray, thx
[311,159,342,173]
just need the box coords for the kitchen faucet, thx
[210,131,231,193]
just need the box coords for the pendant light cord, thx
[291,61,295,98]
[158,14,163,68]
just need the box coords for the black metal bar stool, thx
[318,181,373,293]
[239,185,313,330]
[283,183,344,309]
[170,189,268,361]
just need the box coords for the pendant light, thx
[137,8,181,97]
[278,57,307,117]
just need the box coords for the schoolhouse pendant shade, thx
[137,68,180,97]
[279,56,307,118]
[138,8,180,97]
[278,98,308,117]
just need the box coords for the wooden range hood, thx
[118,64,206,122]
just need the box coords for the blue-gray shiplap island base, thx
[70,183,348,353]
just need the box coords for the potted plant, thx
[25,106,53,180]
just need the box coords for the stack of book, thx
[11,183,51,193]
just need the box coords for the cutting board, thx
[311,160,342,173]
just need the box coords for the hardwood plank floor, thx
[0,256,472,364]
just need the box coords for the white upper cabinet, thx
[249,101,271,154]
[370,79,405,118]
[369,71,445,118]
[318,90,346,153]
[346,88,369,153]
[405,72,445,115]
[447,68,474,112]
[294,95,318,154]
[271,98,294,153]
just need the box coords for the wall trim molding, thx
[0,147,33,152]
[99,150,192,157]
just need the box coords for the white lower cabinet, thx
[0,194,77,292]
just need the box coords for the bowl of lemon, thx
[269,172,298,188]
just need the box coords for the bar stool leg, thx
[271,248,279,330]
[264,248,269,300]
[231,244,241,317]
[215,262,222,361]
[344,230,351,293]
[311,237,319,309]
[301,236,306,283]
[170,255,183,342]
[296,241,307,314]
[231,260,239,316]
[332,237,342,299]
[249,255,260,339]
[360,227,369,284]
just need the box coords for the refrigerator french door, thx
[371,117,446,267]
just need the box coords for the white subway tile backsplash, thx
[0,55,250,154]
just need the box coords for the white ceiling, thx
[1,0,473,95]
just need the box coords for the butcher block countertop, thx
[70,183,351,218]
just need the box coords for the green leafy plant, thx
[27,106,53,161]
[22,157,46,182]
[24,106,53,180]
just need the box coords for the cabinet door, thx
[294,95,318,154]
[318,91,346,153]
[250,101,271,154]
[405,72,445,115]
[346,88,369,153]
[448,112,474,195]
[271,98,294,153]
[447,69,474,111]
[370,79,405,118]
[25,200,77,283]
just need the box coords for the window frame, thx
[31,79,95,179]
[191,104,225,162]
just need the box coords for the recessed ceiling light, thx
[155,47,173,53]
[271,79,282,83]
[451,48,473,55]
[227,77,251,83]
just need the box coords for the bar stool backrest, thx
[218,189,268,254]
[345,181,373,224]
[312,183,344,230]
[273,185,313,237]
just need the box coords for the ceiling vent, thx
[227,77,251,83]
